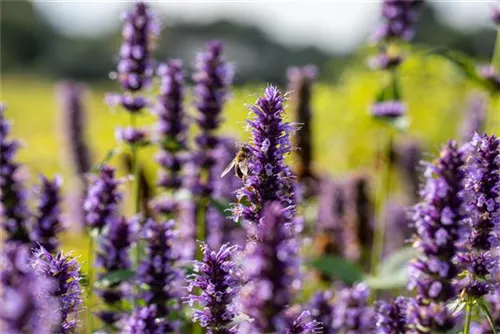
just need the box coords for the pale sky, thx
[33,1,498,54]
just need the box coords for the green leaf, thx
[364,247,417,290]
[309,255,364,285]
[94,269,135,289]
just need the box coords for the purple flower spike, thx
[0,104,31,244]
[332,283,375,333]
[371,100,407,118]
[137,220,180,321]
[32,247,83,334]
[95,216,137,325]
[284,311,323,334]
[84,165,122,231]
[375,297,408,334]
[461,94,487,143]
[116,2,158,93]
[115,126,149,146]
[1,243,59,334]
[308,290,335,334]
[233,86,297,224]
[32,176,63,253]
[155,59,187,193]
[368,52,404,70]
[122,305,167,334]
[372,0,424,43]
[186,243,241,334]
[408,141,466,331]
[241,202,300,333]
[492,6,500,25]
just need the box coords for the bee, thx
[220,146,251,179]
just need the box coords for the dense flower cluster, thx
[84,165,122,230]
[137,220,180,321]
[284,311,323,334]
[122,305,167,334]
[233,86,297,224]
[461,94,487,142]
[375,296,408,333]
[186,243,241,334]
[33,176,63,253]
[95,216,137,325]
[332,283,374,332]
[1,243,58,334]
[0,104,31,244]
[241,202,300,333]
[32,247,83,334]
[308,290,335,333]
[409,141,466,331]
[155,59,187,192]
[373,0,424,43]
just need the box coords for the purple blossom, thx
[155,59,188,192]
[405,297,456,333]
[284,311,323,334]
[32,247,83,334]
[478,65,500,90]
[461,93,487,143]
[332,283,375,333]
[491,6,500,25]
[115,2,158,94]
[368,52,404,70]
[375,296,408,333]
[32,176,63,253]
[372,0,424,43]
[287,65,319,196]
[95,216,137,325]
[241,202,300,333]
[186,243,241,334]
[308,290,335,334]
[137,220,180,322]
[121,305,167,334]
[371,100,407,118]
[233,86,297,224]
[0,243,59,334]
[84,165,122,231]
[115,126,149,146]
[0,104,31,244]
[409,141,466,331]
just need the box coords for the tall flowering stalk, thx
[0,104,31,244]
[308,290,335,333]
[240,202,300,333]
[95,216,137,326]
[375,296,409,333]
[32,247,83,334]
[285,311,322,334]
[32,175,63,253]
[1,243,58,334]
[190,41,232,257]
[461,94,487,143]
[233,86,296,224]
[186,243,241,334]
[408,141,466,332]
[108,1,158,215]
[122,305,167,334]
[332,283,375,333]
[137,220,180,324]
[287,65,318,197]
[457,134,500,333]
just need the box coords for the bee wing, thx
[220,158,237,178]
[239,159,249,176]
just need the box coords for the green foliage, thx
[94,269,135,289]
[309,255,364,285]
[364,247,417,290]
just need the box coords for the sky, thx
[34,1,498,54]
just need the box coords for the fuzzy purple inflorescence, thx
[332,283,375,333]
[116,2,158,94]
[32,247,83,334]
[308,290,335,334]
[0,104,31,244]
[461,94,487,143]
[284,311,323,334]
[241,202,300,333]
[186,243,241,334]
[375,296,408,334]
[32,176,63,253]
[233,86,297,224]
[371,100,407,118]
[409,141,466,331]
[95,216,137,325]
[478,65,500,90]
[121,305,167,334]
[458,133,500,298]
[155,59,188,193]
[84,165,122,231]
[1,243,59,334]
[137,220,180,322]
[372,0,424,43]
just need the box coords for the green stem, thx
[196,198,208,260]
[479,300,499,334]
[464,300,473,334]
[86,231,95,334]
[370,131,393,275]
[492,27,500,70]
[129,113,142,266]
